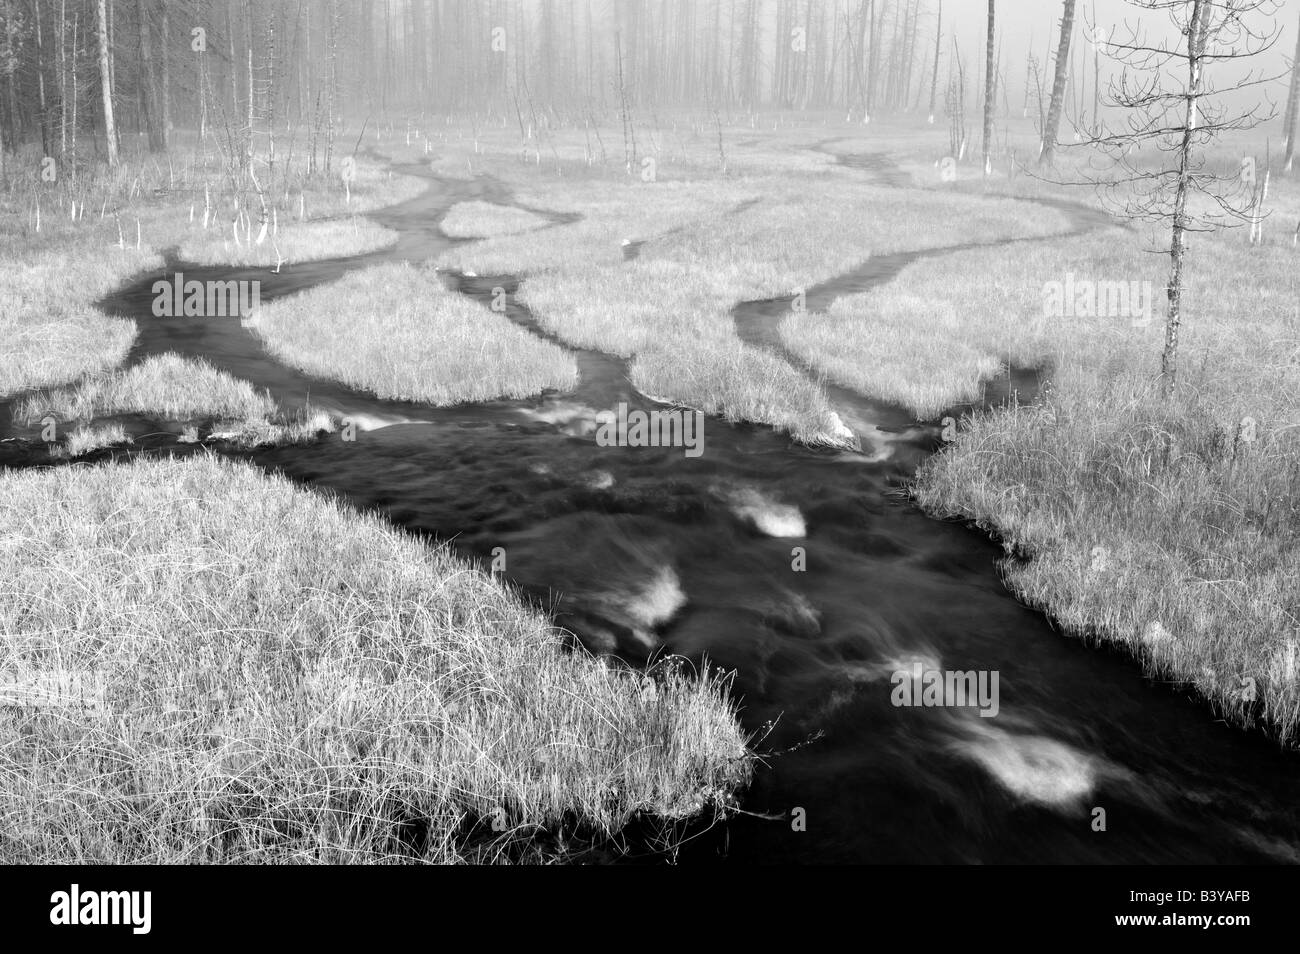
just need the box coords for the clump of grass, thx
[779,226,1157,418]
[205,409,336,447]
[177,217,398,267]
[780,290,1011,419]
[440,201,552,238]
[518,258,726,356]
[49,423,133,459]
[0,237,156,398]
[248,262,578,404]
[15,353,277,425]
[0,455,752,863]
[632,340,854,447]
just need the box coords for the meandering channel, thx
[4,151,1300,864]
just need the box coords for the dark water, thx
[5,152,1300,865]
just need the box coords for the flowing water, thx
[5,152,1300,865]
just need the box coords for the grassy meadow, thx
[423,121,1069,445]
[176,216,399,267]
[0,456,751,863]
[247,262,579,404]
[5,101,1299,867]
[15,352,278,425]
[0,133,420,399]
[440,200,552,238]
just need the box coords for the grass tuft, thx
[0,455,752,864]
[247,262,578,404]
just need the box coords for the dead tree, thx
[1283,7,1300,171]
[982,1,996,174]
[1063,0,1286,398]
[135,0,164,151]
[1040,0,1077,165]
[947,37,966,158]
[928,0,942,120]
[96,0,116,165]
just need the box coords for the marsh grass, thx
[428,133,1069,448]
[478,171,1065,445]
[48,423,133,459]
[203,408,337,448]
[248,262,578,404]
[14,353,278,425]
[0,455,752,863]
[0,235,156,397]
[176,217,398,267]
[897,227,1300,742]
[631,340,854,446]
[440,201,552,238]
[0,137,419,398]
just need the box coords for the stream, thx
[4,151,1300,865]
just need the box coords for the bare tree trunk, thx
[35,3,49,156]
[160,2,170,141]
[135,0,163,151]
[928,0,942,120]
[1039,0,1076,165]
[4,11,20,154]
[69,11,77,176]
[244,0,254,174]
[982,0,995,174]
[325,0,337,173]
[226,0,238,130]
[266,9,275,179]
[1283,8,1300,172]
[1090,0,1100,135]
[1163,0,1209,399]
[902,0,920,112]
[58,0,66,159]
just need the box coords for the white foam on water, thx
[623,565,687,630]
[341,412,429,431]
[726,486,806,537]
[827,411,858,446]
[585,469,615,490]
[873,652,944,681]
[520,400,600,436]
[960,723,1096,808]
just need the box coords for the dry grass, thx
[177,217,398,267]
[0,455,752,863]
[247,262,578,404]
[0,137,420,398]
[0,235,155,398]
[14,353,278,425]
[440,201,551,238]
[429,137,1067,447]
[631,340,854,447]
[901,223,1300,742]
[48,423,133,459]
